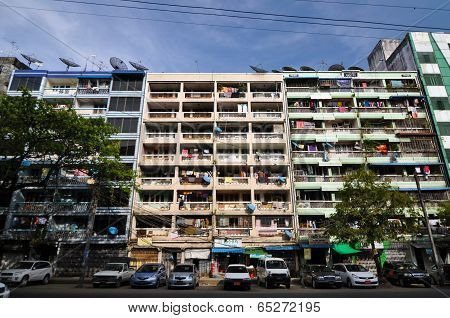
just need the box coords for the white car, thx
[92,263,135,288]
[0,283,10,298]
[224,264,251,290]
[0,261,53,286]
[332,263,379,288]
[256,257,291,289]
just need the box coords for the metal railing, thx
[181,133,213,140]
[44,88,77,95]
[216,133,248,141]
[216,154,248,163]
[184,92,214,99]
[183,112,213,119]
[217,92,246,98]
[217,202,251,211]
[149,92,179,99]
[217,112,248,119]
[296,201,339,209]
[252,92,281,99]
[141,177,174,186]
[145,132,177,139]
[180,154,213,162]
[147,112,178,118]
[179,202,212,211]
[217,177,250,185]
[77,87,110,95]
[252,112,283,119]
[14,202,90,214]
[253,133,284,140]
[257,202,290,211]
[142,154,176,162]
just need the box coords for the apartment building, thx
[285,70,450,271]
[129,73,299,275]
[368,32,450,179]
[1,69,145,275]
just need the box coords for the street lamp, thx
[413,169,444,286]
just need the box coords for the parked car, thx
[332,263,378,288]
[301,264,343,289]
[0,282,10,298]
[256,257,291,289]
[429,264,450,285]
[92,263,135,288]
[224,264,251,290]
[383,262,431,287]
[0,260,53,286]
[131,263,167,288]
[167,264,199,289]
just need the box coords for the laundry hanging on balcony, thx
[202,175,211,184]
[108,226,118,236]
[277,176,286,184]
[214,127,223,134]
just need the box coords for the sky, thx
[0,0,449,73]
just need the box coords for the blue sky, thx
[0,0,449,72]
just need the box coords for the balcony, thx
[254,177,289,188]
[217,202,251,212]
[180,153,213,165]
[181,133,213,143]
[179,202,212,212]
[140,177,174,187]
[179,176,213,189]
[148,92,179,100]
[216,133,249,143]
[136,202,172,213]
[256,227,293,237]
[75,108,107,116]
[251,92,281,100]
[253,133,285,143]
[46,230,87,241]
[216,228,251,237]
[216,112,249,121]
[14,202,90,215]
[256,202,290,212]
[141,154,176,165]
[294,175,344,182]
[217,92,247,99]
[76,87,110,95]
[43,87,77,97]
[183,92,214,99]
[216,177,250,189]
[253,153,287,165]
[146,112,179,121]
[144,132,177,144]
[296,201,338,217]
[182,112,214,120]
[216,154,248,165]
[18,175,90,188]
[252,112,284,120]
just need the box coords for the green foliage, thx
[0,91,134,193]
[326,168,417,247]
[437,203,450,226]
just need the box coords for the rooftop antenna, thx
[110,57,128,70]
[97,60,105,71]
[21,54,43,69]
[90,55,96,71]
[195,60,199,73]
[319,60,328,71]
[129,60,149,71]
[59,58,81,71]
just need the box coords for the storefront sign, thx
[309,234,329,245]
[185,249,210,260]
[304,248,311,260]
[343,71,359,77]
[214,238,242,248]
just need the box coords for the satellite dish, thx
[348,66,365,71]
[250,65,268,73]
[59,58,80,71]
[271,69,281,73]
[328,64,345,71]
[21,54,43,67]
[110,57,128,70]
[129,61,148,71]
[282,66,297,72]
[300,66,315,71]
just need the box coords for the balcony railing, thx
[217,112,248,119]
[149,92,179,99]
[145,132,177,140]
[353,87,387,93]
[147,112,178,119]
[252,92,281,99]
[217,202,251,211]
[14,202,90,214]
[216,154,248,164]
[291,128,361,134]
[252,112,283,119]
[138,202,172,211]
[377,175,445,182]
[179,202,212,211]
[216,228,251,236]
[217,92,246,98]
[180,154,213,162]
[183,112,213,119]
[291,151,323,158]
[216,133,248,141]
[142,154,176,163]
[184,92,214,99]
[217,177,250,185]
[46,230,87,241]
[257,202,290,211]
[254,153,286,163]
[18,175,90,187]
[253,133,284,141]
[44,88,77,96]
[141,177,174,186]
[181,133,213,141]
[76,108,107,116]
[296,201,339,209]
[77,87,110,95]
[255,177,288,186]
[294,175,344,182]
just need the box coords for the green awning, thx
[333,243,360,255]
[244,248,265,255]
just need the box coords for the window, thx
[423,75,444,86]
[111,75,143,91]
[417,52,437,64]
[119,140,136,156]
[9,76,42,91]
[431,97,450,111]
[109,97,141,112]
[107,118,139,133]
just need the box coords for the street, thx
[8,283,450,298]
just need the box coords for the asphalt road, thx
[8,283,450,298]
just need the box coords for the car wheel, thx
[265,279,271,289]
[115,278,122,288]
[286,283,291,289]
[42,274,50,285]
[399,278,406,287]
[346,278,352,288]
[156,279,160,288]
[20,275,29,287]
[312,279,317,289]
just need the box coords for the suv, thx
[0,261,53,286]
[383,262,431,287]
[301,264,342,289]
[257,257,291,289]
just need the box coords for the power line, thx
[54,0,450,29]
[0,4,391,40]
[294,0,450,12]
[48,0,450,32]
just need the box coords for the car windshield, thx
[104,264,123,271]
[11,262,34,269]
[397,263,418,270]
[226,266,248,273]
[311,265,332,272]
[266,260,287,269]
[174,265,193,273]
[138,265,159,273]
[345,265,368,272]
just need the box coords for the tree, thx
[437,203,450,227]
[325,168,417,279]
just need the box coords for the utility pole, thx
[413,170,444,286]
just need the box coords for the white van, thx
[256,257,290,289]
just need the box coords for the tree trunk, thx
[78,185,99,287]
[371,241,383,280]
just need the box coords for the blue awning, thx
[398,187,450,192]
[299,243,331,248]
[212,248,244,254]
[369,162,442,166]
[265,245,300,251]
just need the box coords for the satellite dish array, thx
[249,64,365,73]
